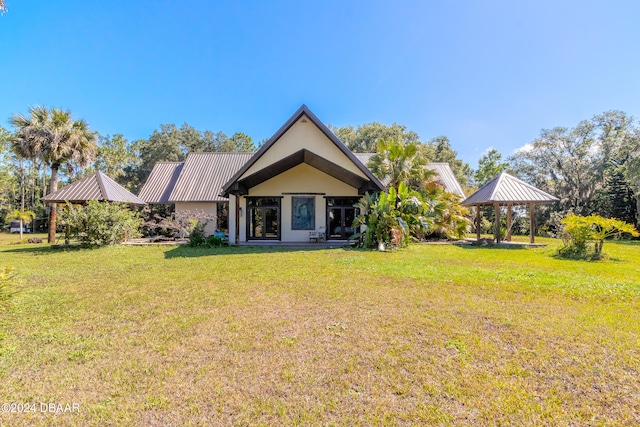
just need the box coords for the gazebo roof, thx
[42,171,146,206]
[462,172,558,206]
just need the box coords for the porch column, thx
[529,202,535,244]
[233,194,240,245]
[476,205,481,242]
[494,203,501,243]
[506,203,512,242]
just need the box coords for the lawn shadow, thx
[454,242,531,250]
[164,244,359,259]
[0,243,89,256]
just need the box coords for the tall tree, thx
[510,111,639,219]
[510,123,600,214]
[329,122,420,153]
[367,139,433,191]
[423,136,472,188]
[620,127,640,225]
[93,134,139,182]
[224,132,255,152]
[474,148,509,187]
[179,123,216,153]
[0,127,18,225]
[11,106,97,243]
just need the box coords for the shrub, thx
[205,235,228,247]
[59,201,142,246]
[144,210,216,239]
[559,214,639,259]
[189,234,205,247]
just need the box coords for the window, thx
[291,197,315,230]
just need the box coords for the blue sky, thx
[2,0,639,166]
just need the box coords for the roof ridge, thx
[489,172,507,200]
[95,171,110,200]
[502,172,556,197]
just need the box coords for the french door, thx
[247,197,281,240]
[326,197,360,240]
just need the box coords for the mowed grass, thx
[0,233,639,426]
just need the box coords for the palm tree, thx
[367,139,435,191]
[11,106,97,243]
[6,209,35,240]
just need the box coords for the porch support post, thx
[476,205,481,242]
[235,195,240,244]
[494,203,501,243]
[506,203,513,242]
[529,202,535,244]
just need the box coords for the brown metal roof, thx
[462,172,559,206]
[138,162,184,203]
[42,171,146,205]
[169,152,253,202]
[221,105,385,196]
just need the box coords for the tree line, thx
[0,106,256,239]
[2,106,639,239]
[469,110,640,231]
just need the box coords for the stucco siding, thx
[241,115,368,180]
[175,201,218,236]
[239,164,359,242]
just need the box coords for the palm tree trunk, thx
[48,165,59,244]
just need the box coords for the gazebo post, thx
[494,203,501,243]
[506,203,512,242]
[476,205,481,242]
[529,202,535,244]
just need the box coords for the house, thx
[138,105,464,243]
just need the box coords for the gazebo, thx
[42,171,146,206]
[462,173,558,244]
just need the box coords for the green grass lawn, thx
[0,233,639,426]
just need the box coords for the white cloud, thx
[515,143,533,153]
[481,146,495,156]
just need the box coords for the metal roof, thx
[169,152,253,202]
[138,162,184,203]
[427,163,465,198]
[462,172,559,206]
[353,153,375,165]
[42,171,146,205]
[221,105,385,195]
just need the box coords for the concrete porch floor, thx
[237,240,356,248]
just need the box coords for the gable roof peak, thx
[222,105,384,195]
